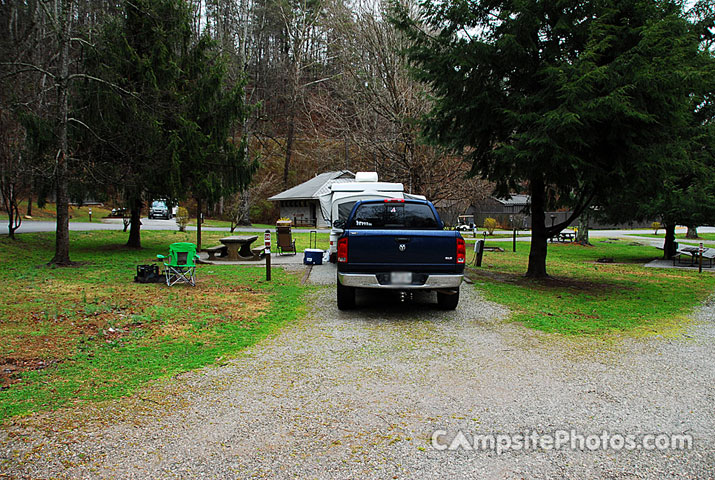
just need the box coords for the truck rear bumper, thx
[338,272,463,289]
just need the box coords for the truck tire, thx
[337,280,355,310]
[437,288,459,310]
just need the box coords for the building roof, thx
[268,171,355,201]
[493,194,530,206]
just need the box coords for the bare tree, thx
[0,0,95,263]
[0,108,25,238]
[316,0,490,211]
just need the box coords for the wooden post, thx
[265,230,271,281]
[196,198,203,252]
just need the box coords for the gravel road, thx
[2,266,714,479]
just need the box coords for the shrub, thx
[176,207,190,232]
[651,221,661,235]
[484,217,498,235]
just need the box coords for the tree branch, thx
[66,73,138,98]
[0,62,55,79]
[545,191,596,236]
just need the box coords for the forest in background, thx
[0,0,488,231]
[1,0,712,274]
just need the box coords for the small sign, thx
[264,231,271,248]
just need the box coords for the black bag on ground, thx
[135,264,162,283]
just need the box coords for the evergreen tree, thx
[593,2,715,257]
[393,0,712,277]
[81,0,254,249]
[173,33,257,251]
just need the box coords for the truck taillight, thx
[383,198,405,202]
[456,237,466,264]
[338,237,348,263]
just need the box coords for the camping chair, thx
[157,242,200,286]
[276,222,297,255]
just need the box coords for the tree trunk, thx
[126,197,142,248]
[283,106,295,189]
[663,223,677,259]
[7,209,14,240]
[26,191,32,217]
[526,175,548,278]
[49,1,73,265]
[238,190,251,226]
[196,197,202,252]
[577,209,591,245]
[7,195,19,240]
[686,225,698,239]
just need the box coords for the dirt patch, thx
[470,268,623,292]
[0,277,267,384]
[0,358,59,389]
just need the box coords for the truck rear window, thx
[350,203,440,229]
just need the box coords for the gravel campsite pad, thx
[2,269,714,479]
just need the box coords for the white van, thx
[319,172,425,262]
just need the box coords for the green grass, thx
[0,202,113,222]
[467,239,715,336]
[626,233,715,242]
[0,230,306,421]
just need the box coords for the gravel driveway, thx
[2,265,714,479]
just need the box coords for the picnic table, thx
[219,235,261,261]
[550,231,576,243]
[674,246,714,268]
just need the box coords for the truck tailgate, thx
[344,229,460,272]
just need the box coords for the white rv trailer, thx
[319,172,425,261]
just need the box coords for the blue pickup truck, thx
[336,198,465,310]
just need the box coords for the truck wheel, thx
[337,280,355,310]
[437,289,459,310]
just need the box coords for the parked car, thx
[148,200,172,220]
[336,198,465,310]
[109,207,127,218]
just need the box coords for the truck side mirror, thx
[333,219,346,229]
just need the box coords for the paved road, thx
[0,218,330,235]
[2,218,713,242]
[1,265,713,478]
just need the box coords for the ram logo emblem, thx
[398,244,407,252]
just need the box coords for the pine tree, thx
[81,0,255,249]
[393,0,713,277]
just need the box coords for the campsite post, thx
[265,230,272,281]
